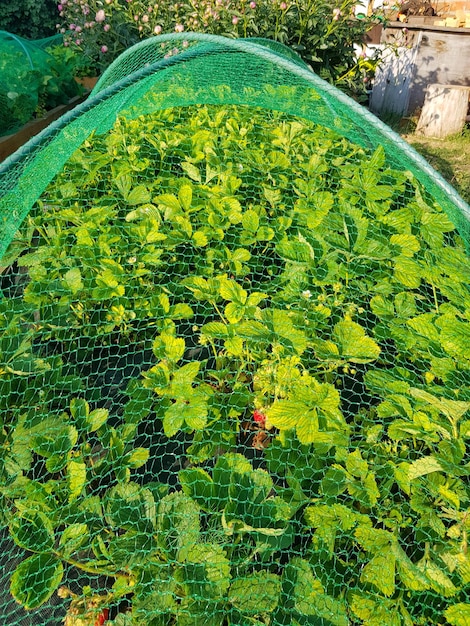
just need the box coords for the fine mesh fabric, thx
[0,33,470,626]
[0,32,63,137]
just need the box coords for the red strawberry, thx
[95,609,109,626]
[253,409,266,427]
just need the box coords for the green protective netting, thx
[0,32,470,626]
[0,31,75,138]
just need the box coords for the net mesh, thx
[0,33,470,626]
[0,31,76,138]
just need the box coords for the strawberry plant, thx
[0,101,469,624]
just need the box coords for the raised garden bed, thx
[0,94,86,162]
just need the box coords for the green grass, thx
[400,126,470,205]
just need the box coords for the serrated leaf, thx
[179,467,216,511]
[64,267,83,294]
[444,603,470,625]
[390,233,420,257]
[157,491,200,560]
[410,387,470,422]
[59,523,89,558]
[242,209,259,233]
[87,408,109,432]
[334,318,380,363]
[219,278,247,304]
[201,321,229,338]
[228,571,281,614]
[10,554,63,610]
[408,455,444,481]
[394,256,421,288]
[126,448,150,468]
[178,184,193,211]
[225,301,246,324]
[417,557,458,597]
[10,510,55,552]
[225,335,244,355]
[68,459,87,502]
[361,552,396,596]
[193,230,208,246]
[350,592,401,626]
[127,185,151,206]
[183,543,231,599]
[181,161,201,182]
[105,482,156,533]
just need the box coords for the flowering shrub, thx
[56,0,384,93]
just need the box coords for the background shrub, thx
[0,0,58,40]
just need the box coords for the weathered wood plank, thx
[416,83,470,137]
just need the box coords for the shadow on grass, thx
[407,140,470,205]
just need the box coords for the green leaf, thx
[105,482,156,533]
[361,552,396,596]
[157,491,200,560]
[417,557,458,597]
[286,557,348,625]
[408,455,444,481]
[67,459,87,503]
[394,256,421,288]
[178,184,193,211]
[108,531,157,568]
[10,554,63,610]
[127,185,151,206]
[179,467,217,511]
[410,387,470,423]
[59,523,89,558]
[268,400,305,431]
[219,278,247,304]
[228,571,281,614]
[225,302,246,324]
[181,161,201,182]
[126,447,150,468]
[444,603,470,626]
[10,510,55,553]
[182,543,231,599]
[350,592,401,626]
[87,408,109,432]
[242,209,259,233]
[393,545,429,592]
[70,397,89,431]
[64,267,83,294]
[334,318,380,363]
[32,422,77,458]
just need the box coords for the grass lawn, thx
[401,127,470,205]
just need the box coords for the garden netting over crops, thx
[0,33,470,626]
[0,31,73,138]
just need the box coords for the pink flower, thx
[103,23,110,30]
[280,1,287,9]
[75,25,82,32]
[95,9,106,22]
[101,44,108,52]
[69,23,76,29]
[142,13,149,22]
[250,1,256,7]
[154,24,162,33]
[332,7,341,19]
[232,15,239,24]
[58,4,63,10]
[175,23,184,31]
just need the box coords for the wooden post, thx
[416,84,470,138]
